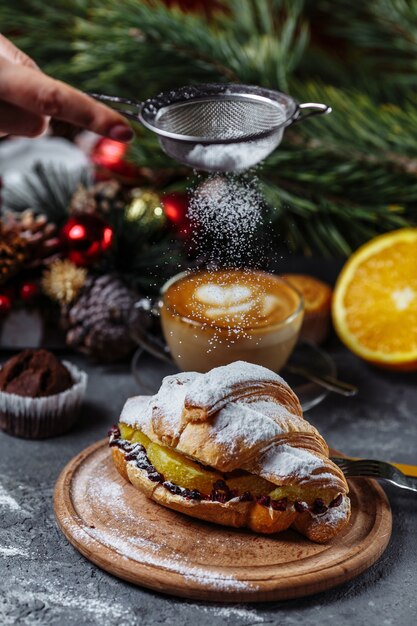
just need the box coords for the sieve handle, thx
[294,102,332,123]
[89,93,143,123]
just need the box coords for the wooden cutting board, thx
[54,439,392,602]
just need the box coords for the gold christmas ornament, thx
[42,259,87,306]
[125,189,164,223]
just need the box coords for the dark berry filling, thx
[239,491,254,502]
[312,498,328,515]
[108,425,120,439]
[294,500,308,513]
[148,471,164,482]
[188,489,202,501]
[271,497,287,511]
[330,493,343,508]
[109,435,343,515]
[257,495,270,507]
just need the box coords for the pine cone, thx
[1,209,60,267]
[69,181,128,216]
[0,225,29,284]
[66,274,136,362]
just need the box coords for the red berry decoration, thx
[91,137,141,182]
[161,192,190,238]
[20,282,38,301]
[61,214,113,266]
[0,294,12,314]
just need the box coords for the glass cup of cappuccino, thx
[160,268,304,373]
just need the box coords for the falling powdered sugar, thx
[187,173,267,268]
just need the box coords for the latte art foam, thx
[164,270,301,330]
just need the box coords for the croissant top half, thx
[120,361,348,495]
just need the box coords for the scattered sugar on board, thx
[0,545,29,558]
[5,586,132,624]
[0,482,21,511]
[78,464,252,591]
[197,604,266,623]
[86,523,251,591]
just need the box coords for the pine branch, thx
[2,163,92,225]
[261,180,410,257]
[0,1,88,75]
[1,0,417,257]
[309,0,417,100]
[99,201,184,292]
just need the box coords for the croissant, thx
[109,361,350,543]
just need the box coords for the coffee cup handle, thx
[129,297,174,364]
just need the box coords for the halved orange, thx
[332,228,417,370]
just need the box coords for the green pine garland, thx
[1,0,417,256]
[4,164,185,293]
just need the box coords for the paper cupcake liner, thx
[0,361,88,439]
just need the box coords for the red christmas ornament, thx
[0,294,12,314]
[61,214,114,266]
[161,192,190,238]
[91,137,141,183]
[20,282,38,301]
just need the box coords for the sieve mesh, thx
[90,85,330,171]
[155,98,287,141]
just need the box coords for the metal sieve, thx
[92,83,331,172]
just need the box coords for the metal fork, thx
[330,457,417,493]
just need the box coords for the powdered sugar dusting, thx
[187,141,270,172]
[315,495,350,527]
[120,395,152,428]
[0,483,21,511]
[5,586,132,624]
[152,371,201,436]
[185,360,288,410]
[197,605,266,623]
[259,444,324,482]
[89,525,250,590]
[117,361,345,493]
[213,401,283,452]
[75,468,252,592]
[0,545,29,557]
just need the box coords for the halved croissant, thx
[109,361,350,543]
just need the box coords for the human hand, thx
[0,34,133,142]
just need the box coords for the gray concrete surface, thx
[1,344,416,626]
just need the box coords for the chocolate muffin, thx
[0,349,87,439]
[0,349,73,398]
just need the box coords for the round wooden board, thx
[54,439,392,603]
